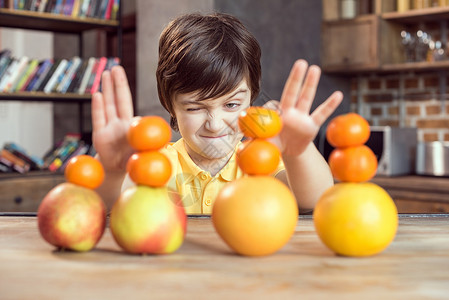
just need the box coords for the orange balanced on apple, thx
[37,155,107,252]
[109,116,187,255]
[212,107,298,256]
[313,113,398,257]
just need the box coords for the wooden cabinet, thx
[322,0,449,73]
[371,176,449,213]
[0,172,64,212]
[322,15,381,72]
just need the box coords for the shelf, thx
[0,92,91,103]
[324,60,449,75]
[382,6,449,23]
[0,8,119,33]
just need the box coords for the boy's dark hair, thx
[156,12,262,130]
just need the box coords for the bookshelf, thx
[0,4,122,134]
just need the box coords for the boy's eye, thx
[186,107,201,111]
[226,103,240,109]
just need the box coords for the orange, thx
[313,182,398,257]
[236,139,280,175]
[127,116,171,151]
[326,112,370,148]
[329,145,378,182]
[212,176,298,256]
[238,107,282,139]
[64,155,105,189]
[127,151,172,187]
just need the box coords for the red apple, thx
[37,182,106,252]
[109,185,187,254]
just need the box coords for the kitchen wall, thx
[136,0,351,141]
[351,73,449,142]
[52,0,351,143]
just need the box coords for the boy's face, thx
[173,79,251,165]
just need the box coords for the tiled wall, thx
[350,73,449,142]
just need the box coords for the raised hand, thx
[91,66,135,172]
[274,60,343,157]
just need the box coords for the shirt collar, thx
[172,138,240,182]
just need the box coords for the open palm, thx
[91,66,135,172]
[268,60,343,157]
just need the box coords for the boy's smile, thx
[173,80,251,175]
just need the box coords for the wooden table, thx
[1,214,449,299]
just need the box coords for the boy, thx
[92,12,343,214]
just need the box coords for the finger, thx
[262,100,281,113]
[91,92,106,132]
[311,91,343,126]
[280,60,308,111]
[296,65,321,113]
[101,70,118,123]
[111,65,134,120]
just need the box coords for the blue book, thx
[26,59,53,91]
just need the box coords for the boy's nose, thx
[204,112,225,132]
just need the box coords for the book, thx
[66,58,87,93]
[63,0,73,15]
[3,56,29,92]
[25,59,53,91]
[36,58,59,91]
[53,0,63,14]
[0,57,18,91]
[59,141,89,171]
[56,56,81,93]
[4,142,43,170]
[97,0,108,19]
[44,0,55,12]
[104,0,112,19]
[78,0,90,17]
[110,0,119,20]
[43,58,67,93]
[77,57,95,94]
[38,0,48,11]
[0,148,31,173]
[89,56,107,93]
[71,0,80,16]
[19,60,41,92]
[0,50,13,79]
[53,58,73,92]
[14,58,39,92]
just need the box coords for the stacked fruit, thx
[212,107,299,256]
[109,116,187,255]
[313,113,398,257]
[37,155,107,252]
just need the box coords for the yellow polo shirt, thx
[159,139,285,215]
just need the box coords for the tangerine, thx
[127,116,171,151]
[127,151,172,187]
[238,107,282,139]
[212,176,298,256]
[326,112,370,148]
[236,139,280,175]
[328,145,378,182]
[64,155,105,189]
[313,182,398,257]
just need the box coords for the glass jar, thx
[341,0,357,19]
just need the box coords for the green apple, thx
[109,185,187,254]
[37,182,107,252]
